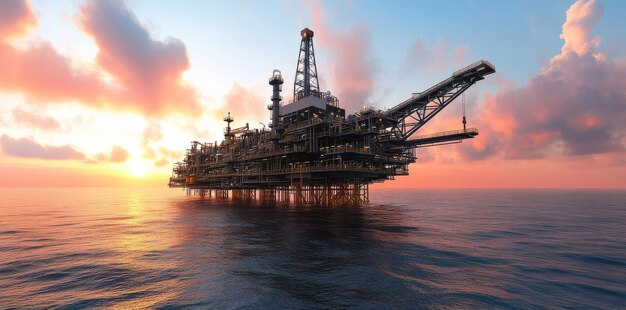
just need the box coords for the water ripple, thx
[0,188,624,308]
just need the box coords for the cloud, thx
[140,121,162,159]
[454,44,469,66]
[138,122,183,166]
[142,121,163,142]
[0,41,110,104]
[109,145,130,162]
[12,109,61,130]
[0,0,36,38]
[218,82,267,126]
[0,9,110,106]
[0,0,201,118]
[90,145,129,163]
[460,0,625,160]
[0,135,85,160]
[153,146,181,168]
[79,0,202,117]
[307,1,377,113]
[157,146,182,160]
[137,122,184,167]
[560,0,605,59]
[402,38,470,76]
[154,158,169,167]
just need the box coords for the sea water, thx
[0,188,624,308]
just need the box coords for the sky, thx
[0,0,625,188]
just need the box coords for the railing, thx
[320,145,370,154]
[386,78,451,114]
[193,165,397,180]
[269,70,283,83]
[452,60,495,77]
[174,162,414,184]
[284,117,323,132]
[289,90,339,107]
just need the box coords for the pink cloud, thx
[0,0,36,38]
[454,44,469,66]
[12,109,61,130]
[0,0,201,118]
[79,0,201,117]
[0,1,111,107]
[459,0,625,160]
[0,135,85,160]
[0,39,110,106]
[308,1,377,113]
[219,83,267,126]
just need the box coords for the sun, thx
[129,158,149,178]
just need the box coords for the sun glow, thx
[130,158,150,178]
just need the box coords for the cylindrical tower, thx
[268,69,284,151]
[223,112,233,144]
[268,69,284,132]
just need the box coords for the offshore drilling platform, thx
[169,28,495,206]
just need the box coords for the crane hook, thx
[462,92,467,132]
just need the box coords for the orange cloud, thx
[92,145,130,163]
[154,158,169,167]
[109,145,130,163]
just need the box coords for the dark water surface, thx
[0,188,625,309]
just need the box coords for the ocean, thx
[0,188,625,309]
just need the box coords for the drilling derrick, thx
[294,28,319,100]
[169,28,496,206]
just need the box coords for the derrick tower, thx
[293,28,319,100]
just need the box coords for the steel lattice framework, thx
[374,61,495,152]
[293,28,319,100]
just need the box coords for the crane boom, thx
[381,60,495,142]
